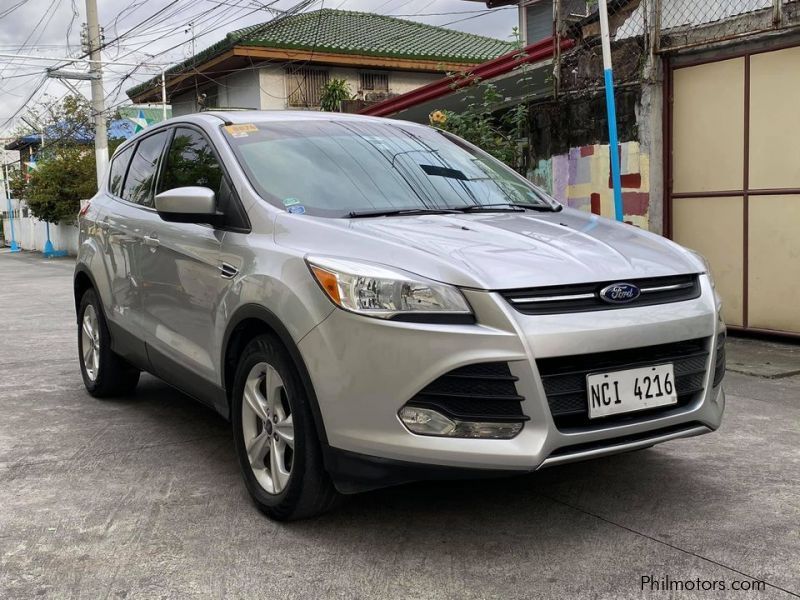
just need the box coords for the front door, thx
[139,126,228,387]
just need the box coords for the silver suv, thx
[75,111,726,520]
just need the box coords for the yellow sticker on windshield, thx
[224,123,258,138]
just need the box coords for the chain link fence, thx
[558,0,800,54]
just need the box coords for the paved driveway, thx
[1,251,798,599]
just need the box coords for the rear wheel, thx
[78,289,140,397]
[232,334,339,520]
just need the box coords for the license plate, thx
[586,363,677,419]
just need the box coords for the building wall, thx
[530,141,650,229]
[218,68,261,110]
[171,92,197,116]
[525,38,660,231]
[171,63,441,113]
[2,200,79,255]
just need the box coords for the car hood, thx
[274,207,702,290]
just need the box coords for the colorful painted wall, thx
[529,141,651,229]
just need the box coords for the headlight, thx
[306,256,473,322]
[687,249,715,289]
[687,249,722,311]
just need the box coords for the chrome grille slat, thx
[499,274,701,315]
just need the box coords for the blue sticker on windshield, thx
[287,205,306,214]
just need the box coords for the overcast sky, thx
[0,0,517,137]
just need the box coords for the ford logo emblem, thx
[599,282,641,304]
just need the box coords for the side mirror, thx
[154,187,221,225]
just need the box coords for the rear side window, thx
[158,127,223,195]
[108,145,133,197]
[121,130,170,208]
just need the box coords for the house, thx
[126,9,515,114]
[466,0,590,44]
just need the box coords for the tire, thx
[78,289,140,397]
[232,334,339,521]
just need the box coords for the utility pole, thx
[161,69,168,121]
[83,0,108,186]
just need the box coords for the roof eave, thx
[128,46,488,103]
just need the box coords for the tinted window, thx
[158,128,223,195]
[108,145,133,197]
[121,131,170,207]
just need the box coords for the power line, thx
[0,0,32,20]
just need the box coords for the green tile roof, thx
[128,9,514,99]
[231,9,515,62]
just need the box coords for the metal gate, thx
[665,41,800,336]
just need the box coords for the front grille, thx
[537,338,711,430]
[713,332,726,388]
[405,362,527,422]
[500,274,701,315]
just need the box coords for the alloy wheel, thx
[81,305,100,382]
[241,362,295,494]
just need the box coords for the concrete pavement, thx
[1,250,798,599]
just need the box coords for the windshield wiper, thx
[454,202,562,213]
[346,208,461,218]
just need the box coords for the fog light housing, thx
[399,406,523,439]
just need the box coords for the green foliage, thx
[25,146,96,224]
[430,29,530,173]
[430,81,528,172]
[319,78,353,112]
[7,169,27,200]
[15,95,102,224]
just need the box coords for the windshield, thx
[224,119,559,218]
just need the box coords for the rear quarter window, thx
[108,145,133,197]
[121,130,171,208]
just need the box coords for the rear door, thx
[139,126,227,388]
[99,134,168,367]
[117,128,172,336]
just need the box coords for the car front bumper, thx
[298,275,725,487]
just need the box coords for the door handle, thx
[98,219,110,231]
[143,234,160,249]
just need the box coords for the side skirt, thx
[145,343,229,419]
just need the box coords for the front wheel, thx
[231,334,339,520]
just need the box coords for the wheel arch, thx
[222,304,329,445]
[73,265,99,321]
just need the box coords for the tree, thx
[429,29,530,173]
[25,146,97,224]
[14,95,113,224]
[319,79,353,112]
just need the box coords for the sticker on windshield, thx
[287,205,306,214]
[224,123,258,138]
[283,197,301,207]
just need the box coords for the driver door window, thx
[158,127,223,196]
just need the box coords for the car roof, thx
[199,109,423,127]
[112,110,427,157]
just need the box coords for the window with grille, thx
[359,72,389,92]
[286,67,330,108]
